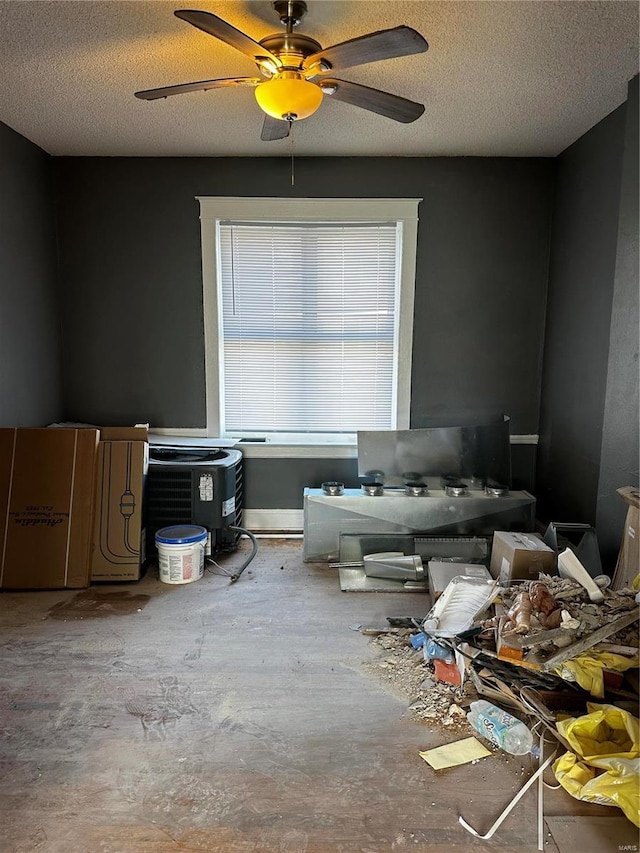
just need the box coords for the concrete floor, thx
[0,539,631,853]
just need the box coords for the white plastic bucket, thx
[156,525,207,585]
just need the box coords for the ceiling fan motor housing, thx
[259,33,322,72]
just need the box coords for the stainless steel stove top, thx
[303,486,536,562]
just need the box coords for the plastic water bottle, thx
[467,699,538,756]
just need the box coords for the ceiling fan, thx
[134,1,429,141]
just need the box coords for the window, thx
[199,197,420,447]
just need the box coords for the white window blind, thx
[217,221,401,434]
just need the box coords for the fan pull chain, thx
[289,119,295,186]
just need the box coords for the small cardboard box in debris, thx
[613,487,640,590]
[490,531,555,584]
[428,561,491,601]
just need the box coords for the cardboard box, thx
[428,561,491,601]
[490,531,555,583]
[0,428,99,588]
[91,428,148,581]
[613,487,640,590]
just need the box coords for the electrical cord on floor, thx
[227,525,258,583]
[205,527,259,582]
[205,558,234,577]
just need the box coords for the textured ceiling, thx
[0,1,637,157]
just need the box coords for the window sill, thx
[232,435,357,459]
[148,428,358,458]
[149,430,538,459]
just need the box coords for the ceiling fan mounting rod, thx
[273,0,307,32]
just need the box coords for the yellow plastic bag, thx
[553,703,640,826]
[552,651,639,698]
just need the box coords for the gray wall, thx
[537,76,639,567]
[53,157,554,436]
[52,157,554,505]
[0,122,62,426]
[596,75,640,562]
[244,444,538,509]
[3,92,635,537]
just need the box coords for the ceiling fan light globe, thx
[255,74,322,121]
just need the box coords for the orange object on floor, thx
[434,658,463,686]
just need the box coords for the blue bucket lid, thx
[155,525,208,545]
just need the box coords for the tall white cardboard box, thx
[91,427,148,581]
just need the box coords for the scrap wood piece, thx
[594,642,639,657]
[518,686,590,726]
[360,627,400,635]
[541,609,640,672]
[517,687,556,723]
[470,669,526,713]
[477,670,530,714]
[519,626,579,649]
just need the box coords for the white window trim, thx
[198,197,421,455]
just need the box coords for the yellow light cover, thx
[255,74,323,121]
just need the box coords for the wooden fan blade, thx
[321,79,424,123]
[303,26,428,74]
[135,77,261,100]
[261,116,291,142]
[174,10,278,65]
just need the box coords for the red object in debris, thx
[603,670,625,692]
[434,658,462,686]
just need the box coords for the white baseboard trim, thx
[243,509,304,532]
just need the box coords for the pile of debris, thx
[355,527,640,833]
[359,571,639,742]
[499,575,638,637]
[488,576,638,684]
[363,629,476,732]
